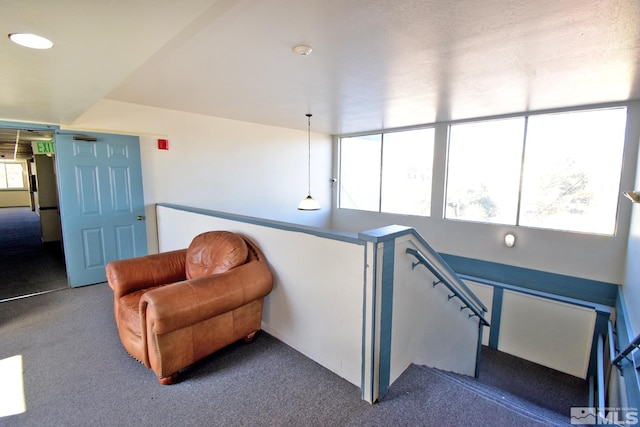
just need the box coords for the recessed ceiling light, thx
[8,33,53,49]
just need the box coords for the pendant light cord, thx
[306,113,312,196]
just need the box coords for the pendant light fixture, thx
[298,113,320,210]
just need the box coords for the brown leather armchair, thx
[106,231,273,384]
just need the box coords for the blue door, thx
[56,132,147,287]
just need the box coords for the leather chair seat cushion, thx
[118,285,164,338]
[185,231,249,279]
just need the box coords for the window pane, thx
[381,128,434,216]
[5,163,24,188]
[339,135,382,211]
[0,164,7,189]
[520,108,626,234]
[445,118,525,224]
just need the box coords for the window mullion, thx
[515,117,529,226]
[378,134,384,213]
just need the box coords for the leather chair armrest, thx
[140,260,273,335]
[106,249,188,299]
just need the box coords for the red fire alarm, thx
[157,139,169,150]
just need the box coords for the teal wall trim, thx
[366,242,379,403]
[441,253,619,307]
[359,225,413,242]
[158,203,362,244]
[588,310,614,378]
[360,243,370,401]
[378,241,395,398]
[615,293,640,409]
[475,323,484,378]
[488,287,504,349]
[0,121,59,132]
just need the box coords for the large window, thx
[339,128,435,216]
[445,117,525,225]
[445,107,627,235]
[0,162,26,189]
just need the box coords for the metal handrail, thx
[596,334,606,414]
[406,247,488,312]
[612,329,640,367]
[406,247,490,327]
[608,320,617,366]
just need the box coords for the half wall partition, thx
[155,203,487,403]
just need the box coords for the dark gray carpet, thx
[0,283,580,426]
[357,364,571,427]
[479,346,588,416]
[0,207,68,301]
[0,284,369,427]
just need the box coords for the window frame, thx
[338,126,436,217]
[443,106,628,236]
[336,105,629,238]
[0,161,27,190]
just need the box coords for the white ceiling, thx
[2,0,639,135]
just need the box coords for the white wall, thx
[498,291,595,378]
[155,205,365,387]
[465,279,600,379]
[622,103,640,334]
[70,99,333,253]
[390,237,479,381]
[332,104,640,285]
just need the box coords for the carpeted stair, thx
[426,365,573,426]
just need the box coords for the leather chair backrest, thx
[185,231,249,279]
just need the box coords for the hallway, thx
[0,207,67,301]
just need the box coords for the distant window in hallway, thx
[445,107,627,235]
[339,128,435,216]
[0,162,26,189]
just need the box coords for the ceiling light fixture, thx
[8,33,53,49]
[298,113,320,211]
[292,45,312,56]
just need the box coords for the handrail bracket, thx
[406,247,489,327]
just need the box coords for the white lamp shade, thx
[298,195,320,210]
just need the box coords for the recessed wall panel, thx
[75,166,101,214]
[82,228,105,269]
[108,143,129,159]
[110,167,131,212]
[72,141,97,157]
[498,290,596,378]
[115,225,135,259]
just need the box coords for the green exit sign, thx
[32,141,55,154]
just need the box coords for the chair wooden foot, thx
[158,372,179,385]
[243,331,257,343]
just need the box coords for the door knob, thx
[137,215,145,220]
